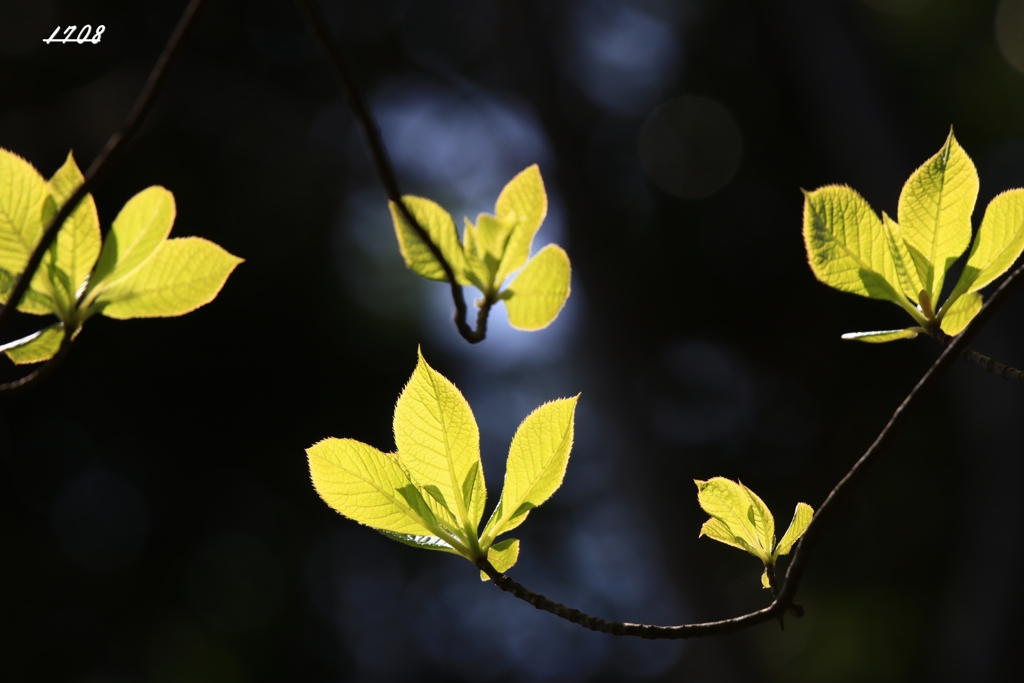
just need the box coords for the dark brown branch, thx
[480,262,1024,638]
[294,0,490,344]
[0,0,207,343]
[958,346,1024,383]
[0,333,73,396]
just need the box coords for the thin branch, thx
[957,344,1024,384]
[0,0,207,343]
[0,333,73,396]
[480,262,1024,638]
[295,0,491,344]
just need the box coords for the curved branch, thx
[0,0,207,341]
[295,0,490,344]
[480,262,1024,638]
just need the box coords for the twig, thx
[479,262,1024,638]
[953,344,1024,383]
[294,0,490,344]
[0,333,73,396]
[0,0,207,343]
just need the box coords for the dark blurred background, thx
[2,0,1024,681]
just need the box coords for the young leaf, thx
[48,152,101,299]
[307,437,465,551]
[481,396,578,546]
[479,538,520,581]
[502,244,571,331]
[378,531,461,555]
[897,130,978,305]
[93,238,242,319]
[461,218,489,291]
[840,328,923,343]
[89,186,176,293]
[802,185,914,315]
[880,213,922,303]
[695,478,773,563]
[0,149,50,276]
[699,517,752,553]
[390,196,470,284]
[941,189,1024,316]
[494,165,548,285]
[774,502,813,558]
[0,324,63,365]
[393,350,487,540]
[939,292,982,336]
[0,266,56,316]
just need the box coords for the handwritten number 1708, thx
[44,25,106,45]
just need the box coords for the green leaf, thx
[306,437,465,552]
[897,130,978,305]
[48,152,101,300]
[699,517,753,553]
[479,538,520,581]
[378,531,461,555]
[0,265,56,316]
[774,502,813,559]
[840,328,924,343]
[389,196,470,285]
[0,324,63,365]
[502,244,571,331]
[881,213,923,303]
[89,186,176,296]
[461,218,490,291]
[695,478,774,563]
[942,189,1024,316]
[494,165,548,285]
[393,349,486,542]
[94,238,242,319]
[802,185,919,320]
[939,292,982,336]
[481,396,578,546]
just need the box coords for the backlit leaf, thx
[502,244,571,331]
[774,502,813,558]
[942,189,1024,315]
[0,324,63,365]
[881,213,922,303]
[695,477,772,562]
[897,130,978,304]
[479,538,520,581]
[393,349,486,539]
[390,196,470,284]
[494,165,547,284]
[0,149,49,275]
[48,151,101,299]
[89,186,176,294]
[0,265,55,315]
[840,328,923,343]
[699,517,753,553]
[95,238,242,319]
[481,396,578,545]
[939,292,982,336]
[307,437,457,545]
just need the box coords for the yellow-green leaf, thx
[939,291,982,336]
[695,477,774,563]
[802,185,912,313]
[307,437,460,547]
[840,328,923,343]
[0,149,50,276]
[90,186,177,299]
[0,324,63,365]
[393,349,486,540]
[479,538,520,581]
[461,218,489,291]
[95,237,242,319]
[897,130,978,305]
[494,165,548,285]
[942,189,1024,316]
[698,517,753,553]
[481,396,578,546]
[502,244,571,331]
[0,265,56,316]
[389,196,470,285]
[881,213,922,303]
[378,531,461,555]
[48,152,101,299]
[774,502,813,559]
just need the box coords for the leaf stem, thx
[294,0,492,344]
[0,0,207,383]
[479,261,1024,638]
[0,333,73,396]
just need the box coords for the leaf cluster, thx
[803,131,1024,342]
[307,349,578,578]
[0,149,242,364]
[390,165,571,331]
[695,478,813,589]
